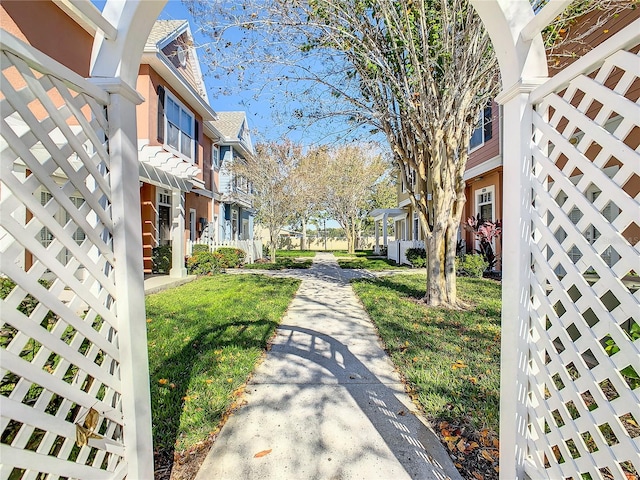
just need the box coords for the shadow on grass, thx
[151,318,279,467]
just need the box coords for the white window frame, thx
[212,145,220,170]
[164,91,195,162]
[469,104,493,152]
[157,190,172,247]
[475,185,495,223]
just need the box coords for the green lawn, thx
[337,256,409,270]
[351,274,501,470]
[243,258,313,270]
[275,249,317,257]
[332,249,373,257]
[146,275,300,455]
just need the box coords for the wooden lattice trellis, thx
[0,36,128,479]
[526,34,640,479]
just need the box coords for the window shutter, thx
[194,120,200,163]
[157,85,165,143]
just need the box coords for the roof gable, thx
[144,20,209,104]
[210,111,254,155]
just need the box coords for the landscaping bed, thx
[146,275,300,479]
[351,274,502,480]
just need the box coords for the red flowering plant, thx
[465,216,502,270]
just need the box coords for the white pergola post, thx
[170,189,187,278]
[374,219,380,254]
[90,2,167,477]
[99,80,155,479]
[470,2,551,478]
[382,213,388,247]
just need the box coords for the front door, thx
[158,205,170,245]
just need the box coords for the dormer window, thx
[165,91,194,161]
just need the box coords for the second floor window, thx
[165,93,194,161]
[469,104,493,150]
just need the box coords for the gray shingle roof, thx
[211,112,247,140]
[145,20,187,51]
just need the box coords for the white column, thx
[495,82,544,479]
[374,219,380,254]
[99,81,154,479]
[382,213,388,247]
[170,189,187,278]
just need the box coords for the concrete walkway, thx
[195,252,462,480]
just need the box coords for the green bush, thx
[192,244,210,254]
[406,248,426,268]
[214,247,246,268]
[187,252,222,275]
[152,245,172,274]
[456,254,488,278]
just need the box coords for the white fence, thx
[519,25,640,479]
[387,240,425,265]
[1,33,152,478]
[186,239,263,264]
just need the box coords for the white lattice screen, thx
[1,38,128,478]
[526,37,640,479]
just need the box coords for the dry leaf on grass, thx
[254,449,272,458]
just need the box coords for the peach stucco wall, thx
[1,1,93,77]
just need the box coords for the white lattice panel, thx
[527,40,640,479]
[0,39,126,479]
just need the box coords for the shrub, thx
[192,244,210,254]
[456,254,488,278]
[152,245,172,274]
[406,248,426,268]
[187,252,222,275]
[214,247,246,268]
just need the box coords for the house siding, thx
[1,1,93,77]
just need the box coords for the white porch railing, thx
[186,238,263,264]
[387,240,425,265]
[0,32,152,478]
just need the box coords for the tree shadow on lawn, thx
[150,316,278,477]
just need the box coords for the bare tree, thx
[231,140,301,262]
[315,145,387,254]
[190,0,499,306]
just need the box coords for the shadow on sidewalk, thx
[264,324,460,480]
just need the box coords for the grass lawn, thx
[337,256,410,271]
[146,274,300,471]
[332,249,373,257]
[275,249,317,257]
[244,257,313,270]
[351,274,501,478]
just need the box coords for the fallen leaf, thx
[158,378,168,385]
[146,318,152,323]
[492,439,499,449]
[481,449,494,462]
[441,429,451,437]
[169,383,176,389]
[227,378,233,383]
[457,439,466,452]
[454,463,463,469]
[206,379,213,384]
[439,421,449,430]
[468,441,479,450]
[472,472,483,480]
[467,376,478,384]
[254,449,272,458]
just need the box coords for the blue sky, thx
[93,0,324,145]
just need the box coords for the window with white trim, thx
[165,92,194,161]
[476,187,494,222]
[469,104,493,150]
[212,145,220,169]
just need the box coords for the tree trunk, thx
[269,230,278,264]
[423,212,461,307]
[301,218,307,250]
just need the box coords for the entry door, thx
[158,205,170,245]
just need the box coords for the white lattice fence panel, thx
[0,39,127,479]
[527,37,640,479]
